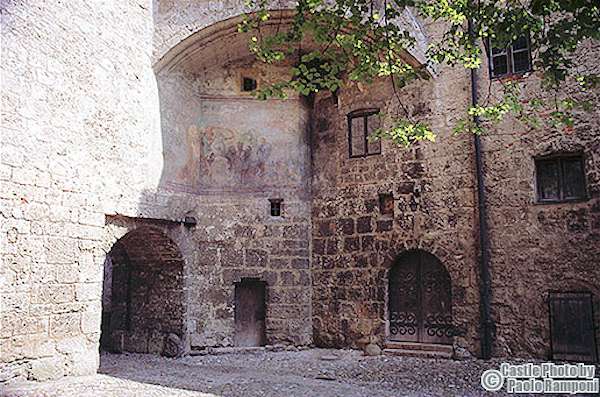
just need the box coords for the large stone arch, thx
[101,223,188,357]
[153,5,430,71]
[153,7,432,196]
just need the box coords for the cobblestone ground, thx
[0,349,550,397]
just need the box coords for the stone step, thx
[383,342,453,359]
[190,346,266,356]
[385,341,453,353]
[383,347,453,359]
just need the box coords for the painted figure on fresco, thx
[193,124,290,192]
[169,105,307,194]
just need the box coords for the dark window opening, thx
[535,154,586,203]
[269,199,282,217]
[242,77,257,92]
[379,193,394,216]
[348,108,381,158]
[488,35,532,78]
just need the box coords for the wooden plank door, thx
[549,292,597,363]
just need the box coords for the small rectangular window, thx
[242,77,257,92]
[535,155,586,203]
[489,35,531,78]
[348,109,381,158]
[269,198,282,217]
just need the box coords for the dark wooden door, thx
[234,279,266,347]
[389,251,452,344]
[549,292,597,363]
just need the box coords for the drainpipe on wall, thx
[467,18,494,360]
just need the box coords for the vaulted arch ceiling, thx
[154,9,431,75]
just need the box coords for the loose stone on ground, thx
[1,349,522,396]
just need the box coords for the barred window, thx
[535,155,586,203]
[348,109,381,158]
[489,35,532,78]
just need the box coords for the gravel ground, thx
[0,349,589,397]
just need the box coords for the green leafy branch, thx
[239,0,600,146]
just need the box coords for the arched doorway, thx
[388,250,452,344]
[101,227,186,356]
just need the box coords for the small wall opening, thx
[101,227,185,356]
[242,76,257,92]
[269,198,283,217]
[379,193,394,216]
[234,278,267,347]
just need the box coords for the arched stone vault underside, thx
[154,9,431,75]
[101,226,187,355]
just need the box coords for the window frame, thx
[488,35,532,79]
[347,108,382,158]
[269,198,283,217]
[534,154,587,204]
[242,76,257,92]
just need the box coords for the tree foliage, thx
[239,0,600,146]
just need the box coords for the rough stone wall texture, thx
[104,227,186,355]
[478,39,600,359]
[2,0,599,384]
[309,19,600,360]
[310,65,482,355]
[1,0,318,382]
[1,0,163,381]
[1,0,316,381]
[155,25,314,348]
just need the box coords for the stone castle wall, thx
[1,0,314,381]
[310,67,482,355]
[1,0,163,381]
[154,23,314,347]
[478,40,600,358]
[1,0,599,383]
[309,29,600,359]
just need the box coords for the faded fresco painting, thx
[164,98,310,195]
